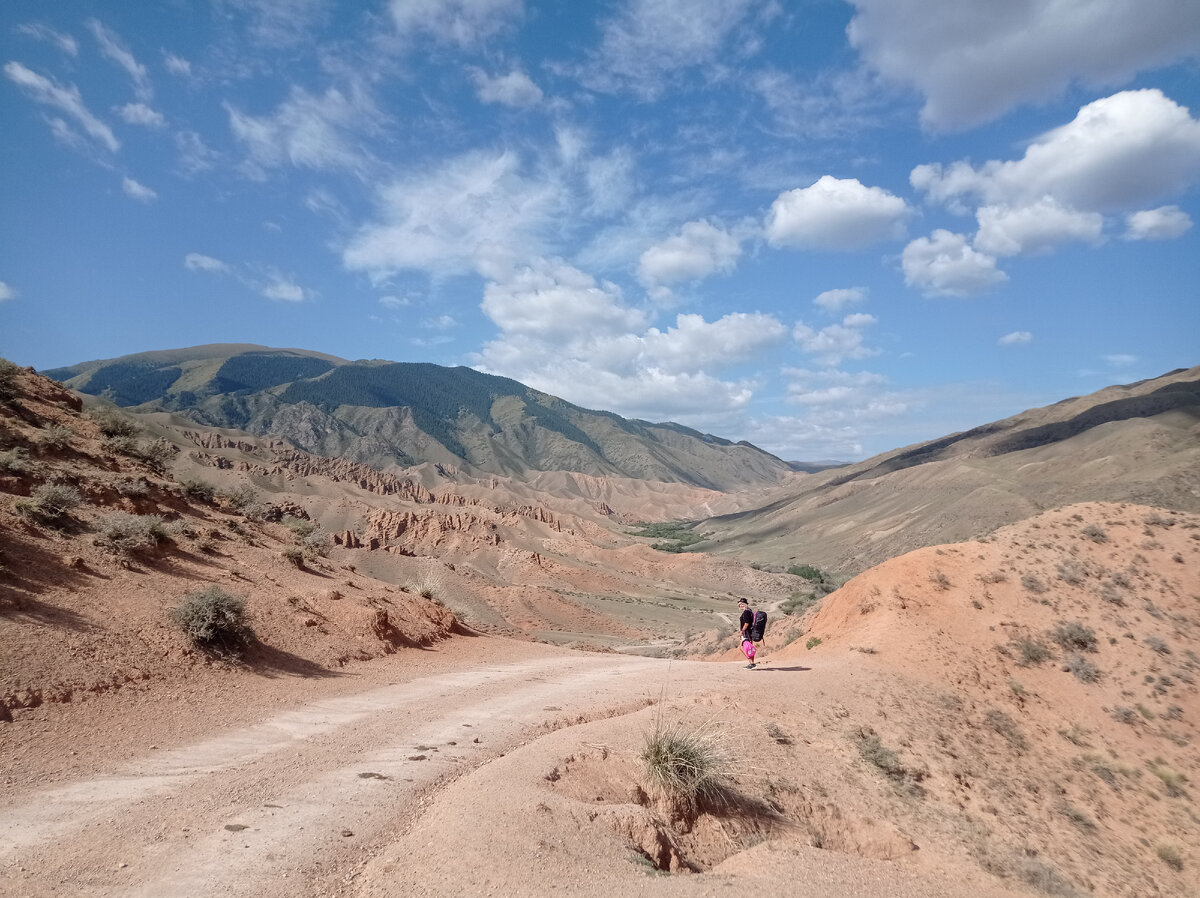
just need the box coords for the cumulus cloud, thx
[4,62,119,152]
[1124,205,1193,240]
[912,90,1200,213]
[122,177,157,203]
[637,220,741,290]
[813,287,867,312]
[474,258,788,421]
[765,176,909,251]
[998,331,1032,346]
[226,84,382,177]
[390,0,523,47]
[847,0,1200,129]
[902,229,1007,297]
[344,150,564,280]
[0,281,16,302]
[587,0,759,97]
[793,313,879,366]
[471,69,543,107]
[87,19,151,100]
[974,197,1104,257]
[117,102,165,127]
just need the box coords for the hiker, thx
[737,599,757,669]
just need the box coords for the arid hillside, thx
[699,365,1200,577]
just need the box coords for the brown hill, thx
[700,365,1200,577]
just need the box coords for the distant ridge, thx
[45,345,791,491]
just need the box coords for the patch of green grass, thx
[629,520,709,553]
[806,636,823,650]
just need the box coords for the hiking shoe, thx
[744,662,756,669]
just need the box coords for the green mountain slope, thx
[45,345,789,490]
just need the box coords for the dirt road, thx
[0,646,730,897]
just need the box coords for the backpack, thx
[750,610,767,642]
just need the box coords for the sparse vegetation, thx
[1064,654,1100,683]
[408,575,443,601]
[14,482,85,523]
[88,406,139,439]
[1014,636,1053,666]
[984,709,1028,752]
[0,447,33,474]
[38,424,74,451]
[180,478,216,503]
[0,358,20,401]
[1052,621,1097,653]
[1156,843,1184,872]
[641,717,727,806]
[219,485,259,511]
[1145,636,1171,655]
[169,586,252,655]
[1080,523,1108,542]
[781,591,822,616]
[1021,573,1047,594]
[806,636,823,650]
[281,546,305,567]
[95,512,167,559]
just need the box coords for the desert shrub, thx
[852,726,925,796]
[1099,582,1126,606]
[781,591,822,615]
[1080,523,1108,543]
[169,586,252,654]
[1145,636,1171,655]
[0,359,19,401]
[789,564,823,581]
[180,478,216,503]
[984,709,1028,751]
[282,515,318,537]
[134,438,176,474]
[114,478,149,497]
[14,482,85,523]
[1021,573,1047,594]
[298,529,328,557]
[929,570,951,590]
[101,434,138,456]
[641,717,727,806]
[1156,843,1184,872]
[1064,654,1101,683]
[408,575,443,600]
[1052,621,1097,653]
[88,407,139,439]
[95,512,167,558]
[806,636,823,650]
[219,485,259,510]
[1111,706,1138,725]
[1148,759,1188,798]
[0,447,32,474]
[281,546,305,567]
[1014,636,1053,666]
[38,424,74,451]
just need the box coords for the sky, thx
[2,1,1199,462]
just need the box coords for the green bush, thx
[0,359,19,402]
[38,424,74,451]
[88,407,139,439]
[1052,621,1097,653]
[169,586,252,654]
[281,546,305,567]
[219,485,259,510]
[180,478,216,503]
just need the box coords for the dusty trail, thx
[0,650,728,897]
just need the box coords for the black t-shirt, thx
[739,608,753,639]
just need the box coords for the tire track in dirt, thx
[0,654,724,897]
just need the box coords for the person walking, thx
[737,599,756,669]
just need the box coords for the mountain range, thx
[44,345,790,491]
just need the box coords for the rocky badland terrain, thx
[1,359,1197,897]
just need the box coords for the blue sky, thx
[2,1,1198,461]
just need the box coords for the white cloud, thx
[87,19,152,100]
[587,0,759,97]
[0,281,16,302]
[344,150,564,280]
[1104,353,1138,367]
[974,197,1104,257]
[390,0,523,47]
[998,331,1032,346]
[226,84,382,177]
[221,0,331,48]
[637,220,741,289]
[765,176,910,251]
[1124,205,1193,241]
[814,287,867,312]
[423,314,458,330]
[122,177,157,203]
[847,0,1200,129]
[4,62,119,153]
[175,131,220,175]
[793,313,879,366]
[16,24,78,56]
[163,52,191,77]
[184,253,230,273]
[378,295,410,309]
[117,102,165,127]
[260,272,309,302]
[902,229,1008,297]
[471,69,543,107]
[912,90,1200,214]
[474,258,788,421]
